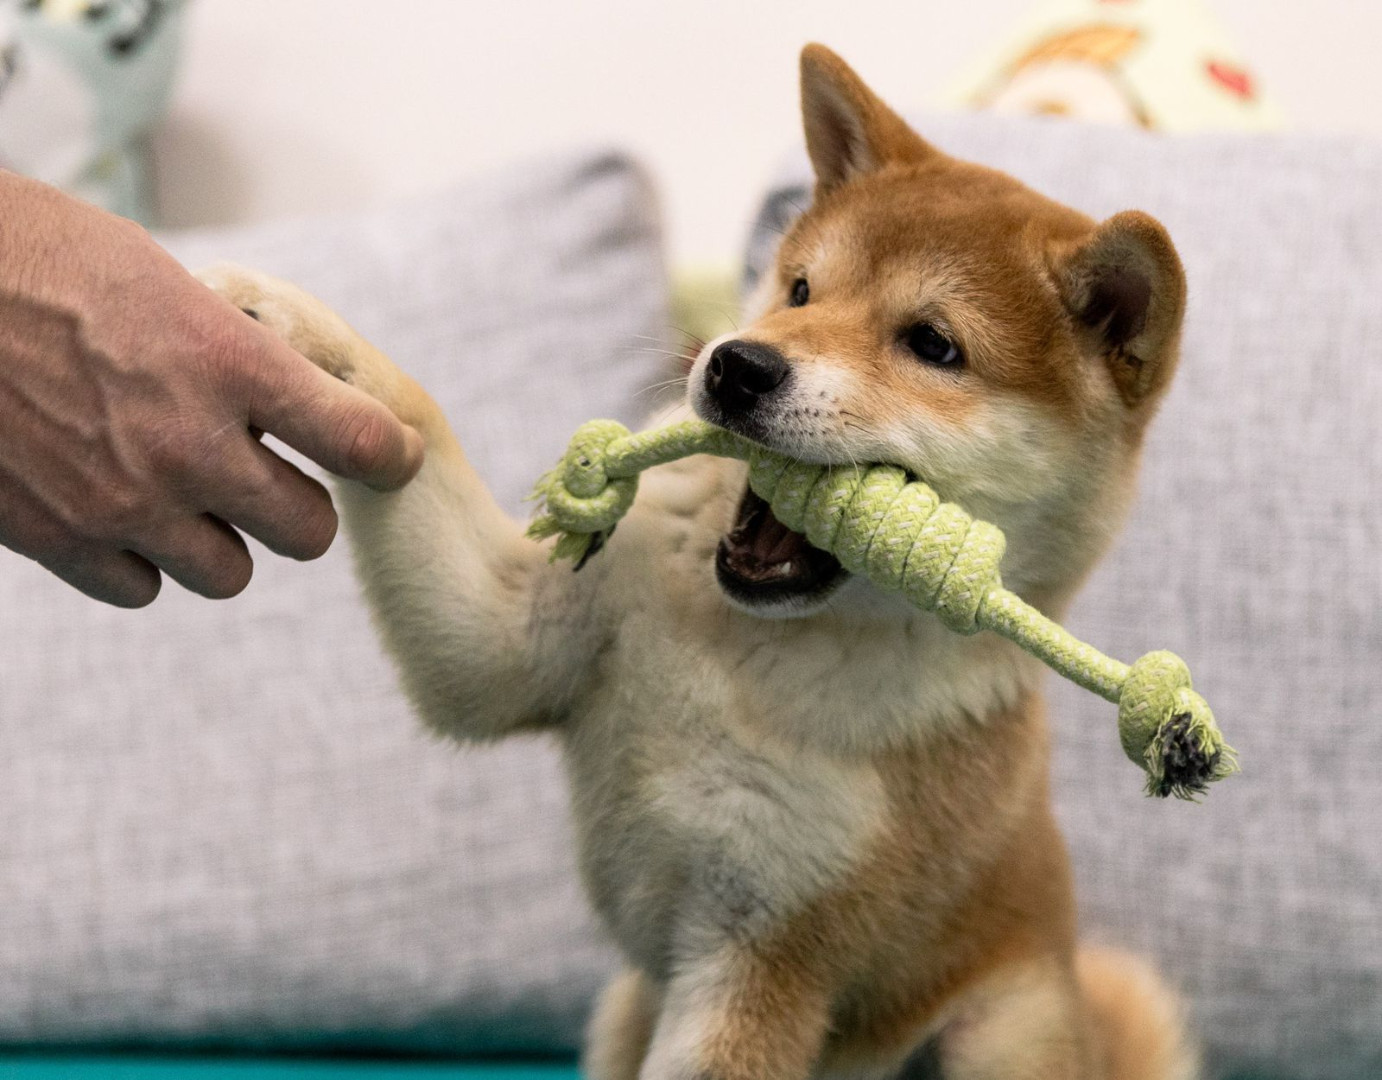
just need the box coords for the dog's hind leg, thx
[928,956,1103,1080]
[586,969,662,1080]
[931,951,1199,1080]
[197,263,603,740]
[636,944,831,1080]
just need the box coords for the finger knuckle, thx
[43,547,161,609]
[291,501,339,561]
[120,573,162,609]
[143,416,201,479]
[233,461,279,508]
[147,414,253,509]
[193,317,259,391]
[342,409,396,477]
[40,535,91,577]
[262,475,337,560]
[203,552,254,600]
[79,485,153,545]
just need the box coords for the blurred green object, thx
[669,265,738,350]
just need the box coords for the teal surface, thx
[0,1060,1294,1080]
[0,1059,580,1080]
[0,1058,1297,1080]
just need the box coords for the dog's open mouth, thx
[715,485,847,610]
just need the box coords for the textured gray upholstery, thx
[0,149,661,1052]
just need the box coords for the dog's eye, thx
[902,323,963,368]
[788,278,810,308]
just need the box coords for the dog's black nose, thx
[705,340,789,414]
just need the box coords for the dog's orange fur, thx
[713,46,1188,619]
[661,47,1194,1077]
[587,698,1191,1079]
[200,43,1199,1080]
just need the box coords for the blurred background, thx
[154,0,1381,264]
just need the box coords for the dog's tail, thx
[1077,947,1199,1080]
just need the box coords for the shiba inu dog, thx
[201,43,1196,1080]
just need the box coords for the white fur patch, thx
[648,733,885,940]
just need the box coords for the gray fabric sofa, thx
[1,120,1378,1079]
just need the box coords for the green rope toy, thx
[529,418,1236,800]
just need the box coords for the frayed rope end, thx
[1142,700,1239,800]
[1118,650,1237,801]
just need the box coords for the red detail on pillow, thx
[1206,59,1256,100]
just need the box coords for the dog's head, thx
[689,44,1186,619]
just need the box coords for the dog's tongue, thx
[717,485,844,593]
[746,499,806,563]
[723,490,813,578]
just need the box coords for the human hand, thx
[0,172,424,607]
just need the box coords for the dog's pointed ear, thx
[800,44,938,191]
[1055,210,1187,407]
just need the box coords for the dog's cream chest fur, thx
[562,611,888,974]
[555,454,1034,976]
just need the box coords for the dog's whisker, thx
[657,323,707,345]
[630,333,688,349]
[690,303,741,335]
[834,413,868,476]
[627,332,687,349]
[620,341,686,352]
[624,351,684,361]
[635,378,691,400]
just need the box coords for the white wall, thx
[155,0,1382,266]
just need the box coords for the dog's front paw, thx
[197,262,357,384]
[197,262,299,337]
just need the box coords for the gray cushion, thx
[0,149,661,1052]
[744,117,1382,1080]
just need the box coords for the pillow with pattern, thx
[940,0,1281,132]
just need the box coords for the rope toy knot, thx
[526,420,637,565]
[895,499,1002,635]
[1118,651,1238,799]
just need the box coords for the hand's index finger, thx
[243,341,424,490]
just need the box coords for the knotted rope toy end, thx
[526,420,638,567]
[1118,651,1238,799]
